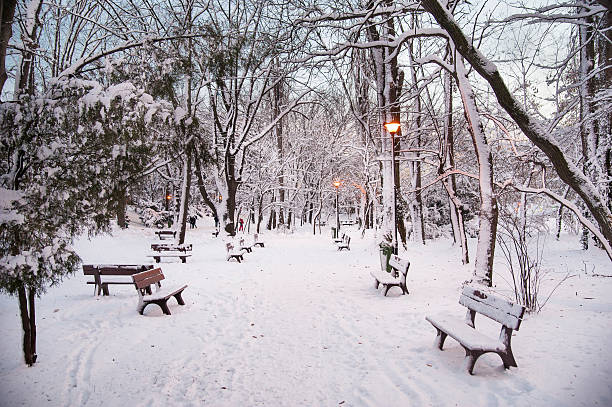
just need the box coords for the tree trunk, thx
[407,31,426,245]
[455,55,497,286]
[443,65,465,250]
[273,64,286,226]
[0,0,17,98]
[18,285,36,365]
[422,0,612,253]
[116,186,127,229]
[177,145,192,244]
[193,148,220,223]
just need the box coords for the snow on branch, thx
[56,34,202,79]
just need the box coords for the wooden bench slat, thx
[459,288,524,330]
[82,264,154,296]
[133,268,164,283]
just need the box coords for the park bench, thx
[82,264,155,296]
[226,242,244,262]
[155,230,176,240]
[132,268,187,315]
[332,232,345,244]
[151,243,192,252]
[425,286,526,375]
[370,254,410,296]
[336,235,351,251]
[253,233,265,248]
[239,237,253,253]
[148,243,192,263]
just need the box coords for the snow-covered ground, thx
[1,218,611,406]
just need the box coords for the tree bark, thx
[0,0,17,98]
[116,186,127,229]
[193,148,220,223]
[18,285,35,365]
[422,0,612,253]
[455,55,497,286]
[177,145,192,244]
[407,26,425,245]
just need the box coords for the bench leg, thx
[174,291,185,306]
[373,280,380,289]
[383,284,392,296]
[154,256,160,263]
[433,329,448,350]
[157,300,172,315]
[102,283,110,296]
[463,349,484,375]
[139,300,171,315]
[400,283,409,295]
[181,256,186,263]
[500,349,518,369]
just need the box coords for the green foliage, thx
[0,78,171,296]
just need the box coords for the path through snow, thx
[1,222,611,406]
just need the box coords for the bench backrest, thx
[388,255,410,276]
[83,264,153,276]
[132,268,165,290]
[459,287,526,330]
[82,264,97,275]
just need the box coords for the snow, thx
[0,188,24,224]
[1,219,612,406]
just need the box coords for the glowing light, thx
[333,181,341,188]
[384,122,401,133]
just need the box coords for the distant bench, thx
[155,230,176,240]
[336,235,351,251]
[425,286,526,375]
[148,243,192,263]
[132,267,187,315]
[226,242,244,262]
[370,254,410,296]
[253,233,265,247]
[82,264,154,296]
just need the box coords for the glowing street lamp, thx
[384,121,400,255]
[333,180,341,236]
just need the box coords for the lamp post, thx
[333,180,341,237]
[384,121,400,255]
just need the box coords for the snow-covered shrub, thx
[497,205,547,313]
[0,78,171,344]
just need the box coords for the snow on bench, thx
[336,235,351,251]
[425,286,526,375]
[82,264,155,296]
[239,237,253,253]
[148,243,193,263]
[370,254,410,296]
[226,242,244,262]
[132,268,187,315]
[253,233,265,248]
[155,230,176,240]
